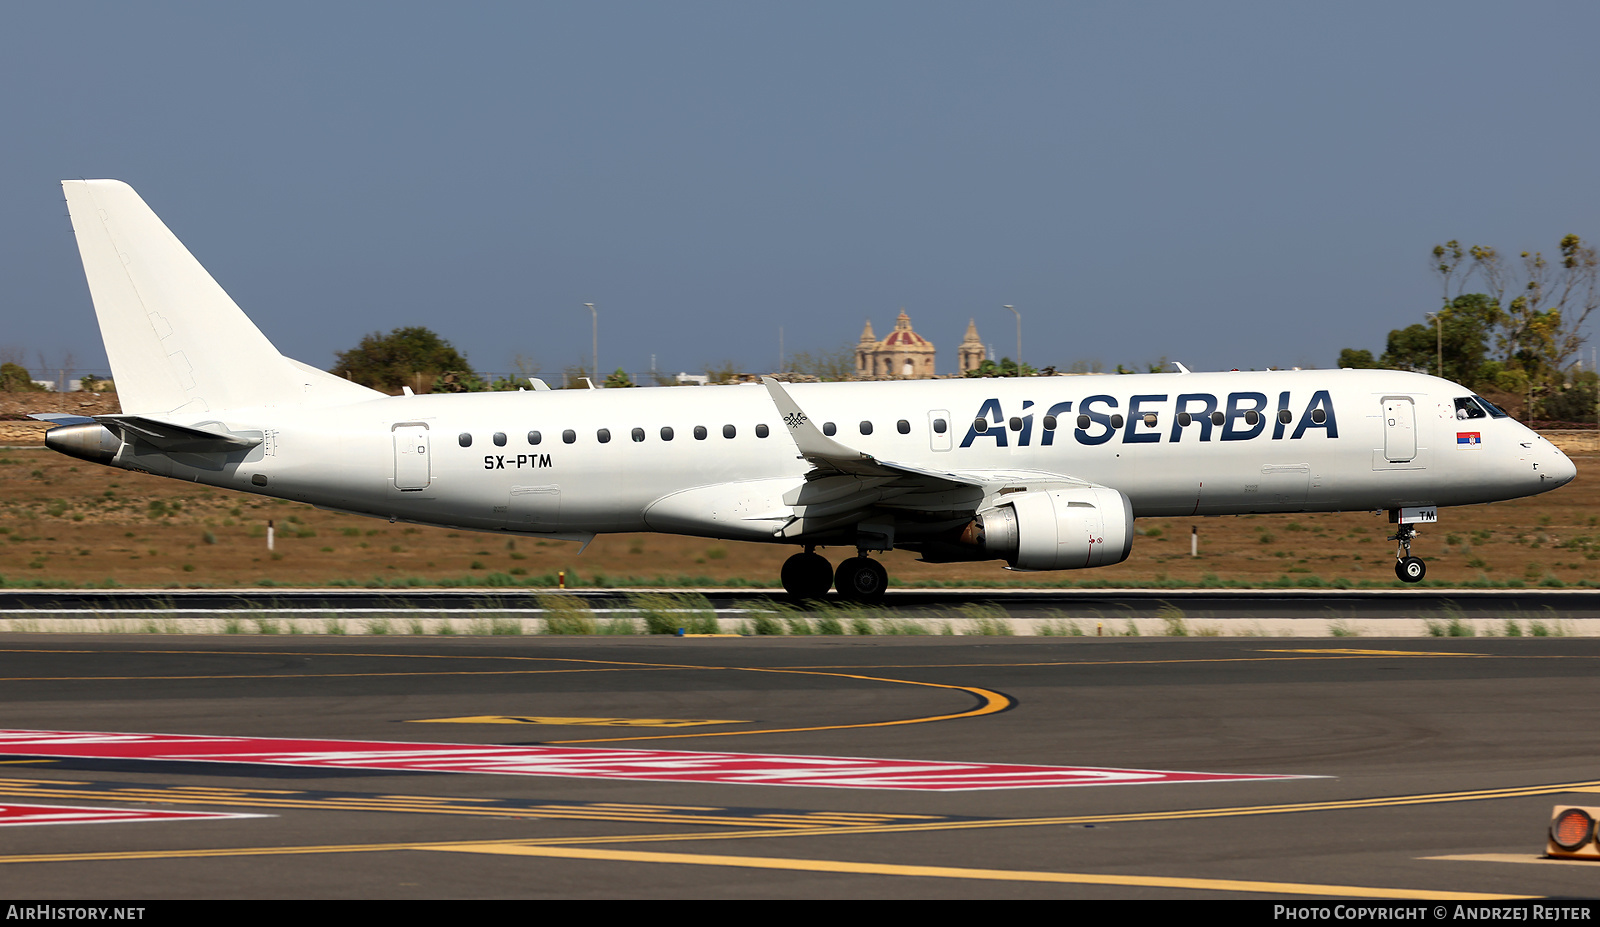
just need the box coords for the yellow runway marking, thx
[423,844,1529,899]
[543,670,1012,744]
[0,836,1532,898]
[1427,854,1589,866]
[0,779,944,828]
[408,716,748,728]
[1262,649,1486,657]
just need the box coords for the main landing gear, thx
[1389,523,1426,583]
[780,547,888,602]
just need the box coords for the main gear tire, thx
[781,551,833,600]
[834,557,888,602]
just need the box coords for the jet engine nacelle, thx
[965,486,1134,571]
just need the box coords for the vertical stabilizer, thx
[61,180,380,414]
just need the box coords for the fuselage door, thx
[1383,397,1417,463]
[929,410,952,452]
[392,423,430,491]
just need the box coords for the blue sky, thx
[4,2,1599,381]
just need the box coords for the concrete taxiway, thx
[0,633,1596,899]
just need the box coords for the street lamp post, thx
[1002,305,1021,374]
[584,302,598,385]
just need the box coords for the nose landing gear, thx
[1390,523,1426,583]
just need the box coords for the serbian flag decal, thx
[1457,432,1482,447]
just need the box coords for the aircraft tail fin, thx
[60,180,381,415]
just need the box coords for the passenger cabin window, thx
[1177,412,1192,426]
[1276,409,1292,424]
[973,418,989,433]
[631,427,645,442]
[562,429,576,444]
[528,430,542,445]
[1008,417,1022,431]
[694,426,708,440]
[1042,415,1056,430]
[823,422,837,436]
[756,424,769,438]
[859,421,873,435]
[1243,410,1260,426]
[897,419,910,434]
[458,433,472,447]
[1076,414,1090,429]
[1109,414,1125,428]
[493,432,507,447]
[1142,413,1158,427]
[722,424,736,439]
[1310,408,1327,424]
[1210,410,1225,426]
[661,426,675,441]
[597,428,611,444]
[934,418,948,434]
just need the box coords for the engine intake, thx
[962,487,1134,571]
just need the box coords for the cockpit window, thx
[1454,397,1487,420]
[1471,395,1510,419]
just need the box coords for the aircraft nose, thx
[1548,444,1578,488]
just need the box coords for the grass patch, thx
[628,592,717,634]
[1156,602,1187,636]
[959,604,1014,636]
[539,593,596,634]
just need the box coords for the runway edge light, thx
[1546,806,1600,859]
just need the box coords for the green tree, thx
[1337,348,1378,369]
[604,367,635,388]
[1542,367,1598,423]
[1432,236,1598,413]
[0,363,45,392]
[965,357,1038,378]
[1373,293,1497,385]
[330,327,477,393]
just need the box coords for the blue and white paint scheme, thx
[42,181,1577,598]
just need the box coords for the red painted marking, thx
[0,729,1309,791]
[0,802,261,827]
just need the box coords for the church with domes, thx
[854,310,986,378]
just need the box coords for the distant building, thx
[957,319,986,375]
[853,310,986,377]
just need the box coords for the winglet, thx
[760,377,879,472]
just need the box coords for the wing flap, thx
[761,377,1100,538]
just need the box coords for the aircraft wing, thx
[94,415,261,453]
[27,413,97,426]
[761,377,1089,539]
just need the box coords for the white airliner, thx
[39,180,1577,599]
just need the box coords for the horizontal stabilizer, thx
[95,415,260,453]
[27,413,96,426]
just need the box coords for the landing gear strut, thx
[780,548,833,600]
[1389,524,1426,583]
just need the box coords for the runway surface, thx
[1,587,1597,621]
[0,633,1596,899]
